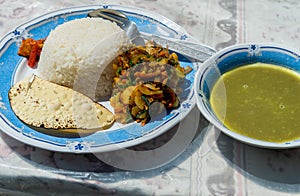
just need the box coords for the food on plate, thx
[9,75,114,130]
[110,82,179,125]
[112,41,192,84]
[36,17,130,100]
[15,17,192,127]
[17,38,45,68]
[210,63,300,142]
[110,42,192,125]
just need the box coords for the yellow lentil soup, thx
[210,62,300,143]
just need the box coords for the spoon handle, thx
[141,33,215,62]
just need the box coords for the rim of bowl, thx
[194,43,300,149]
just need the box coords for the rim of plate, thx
[0,4,202,153]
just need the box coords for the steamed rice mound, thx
[37,18,130,100]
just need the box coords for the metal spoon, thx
[88,8,215,62]
[88,8,145,45]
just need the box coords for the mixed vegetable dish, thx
[110,41,192,125]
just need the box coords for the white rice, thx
[37,17,130,100]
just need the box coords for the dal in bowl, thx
[194,44,300,148]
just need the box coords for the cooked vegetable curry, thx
[210,63,300,143]
[110,41,192,125]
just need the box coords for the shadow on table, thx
[1,107,209,182]
[215,132,300,194]
[5,109,300,194]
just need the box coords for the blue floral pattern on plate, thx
[0,5,204,153]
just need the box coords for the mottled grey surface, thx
[0,0,300,195]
